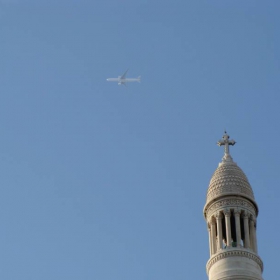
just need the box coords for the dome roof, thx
[205,161,257,207]
[204,132,258,214]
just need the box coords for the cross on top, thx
[217,131,236,162]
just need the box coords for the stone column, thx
[254,220,258,254]
[224,209,232,248]
[234,209,242,247]
[250,217,258,253]
[208,226,213,256]
[243,212,251,249]
[216,212,223,251]
[210,219,217,254]
[249,218,255,251]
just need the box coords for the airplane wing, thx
[121,69,129,79]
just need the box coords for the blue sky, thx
[0,1,279,279]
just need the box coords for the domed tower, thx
[203,132,264,280]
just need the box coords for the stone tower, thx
[203,132,264,280]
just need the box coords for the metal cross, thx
[217,131,236,161]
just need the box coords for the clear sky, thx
[0,0,279,279]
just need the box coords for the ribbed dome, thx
[205,161,256,206]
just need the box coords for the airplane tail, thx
[137,76,141,83]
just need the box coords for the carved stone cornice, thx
[206,249,263,274]
[204,197,257,219]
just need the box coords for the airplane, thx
[107,69,141,86]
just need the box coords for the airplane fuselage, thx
[107,70,140,85]
[106,76,141,85]
[107,78,140,82]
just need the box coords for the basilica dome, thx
[204,132,258,212]
[205,161,256,206]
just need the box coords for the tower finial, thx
[217,131,236,163]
